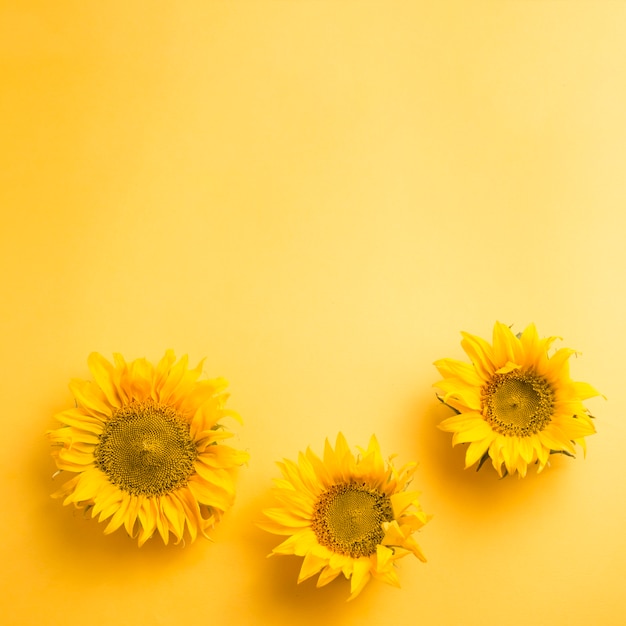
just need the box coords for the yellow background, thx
[2,2,625,624]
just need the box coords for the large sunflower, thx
[434,322,601,477]
[259,433,430,600]
[48,351,249,546]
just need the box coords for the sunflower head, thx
[48,350,249,546]
[259,433,430,601]
[434,322,602,477]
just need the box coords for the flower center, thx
[94,401,197,496]
[311,483,393,558]
[482,370,554,436]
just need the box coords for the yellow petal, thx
[196,435,248,461]
[153,498,170,544]
[376,544,394,570]
[271,530,318,556]
[492,322,519,368]
[502,436,521,475]
[127,357,154,401]
[92,482,123,519]
[262,507,310,528]
[298,552,328,583]
[87,352,123,408]
[161,496,185,543]
[104,493,131,535]
[68,379,112,417]
[136,498,157,545]
[460,331,496,379]
[176,491,200,543]
[439,411,484,432]
[390,490,420,518]
[546,347,577,379]
[451,419,493,445]
[464,438,491,468]
[316,566,342,588]
[381,520,406,546]
[187,476,233,510]
[348,558,372,601]
[572,381,602,401]
[434,358,484,387]
[494,361,521,375]
[63,468,102,504]
[517,436,535,464]
[53,408,104,433]
[123,495,142,537]
[519,323,540,360]
[372,567,401,588]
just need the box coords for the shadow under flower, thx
[32,429,216,586]
[406,392,566,522]
[236,491,378,615]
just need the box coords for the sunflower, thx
[48,351,249,546]
[259,433,430,600]
[434,322,601,477]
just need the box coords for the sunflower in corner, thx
[434,321,601,477]
[259,433,430,600]
[48,351,249,545]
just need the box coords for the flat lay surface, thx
[2,2,625,625]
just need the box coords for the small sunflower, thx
[434,322,601,477]
[259,433,430,600]
[48,351,249,545]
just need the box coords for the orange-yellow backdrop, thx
[2,2,625,625]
